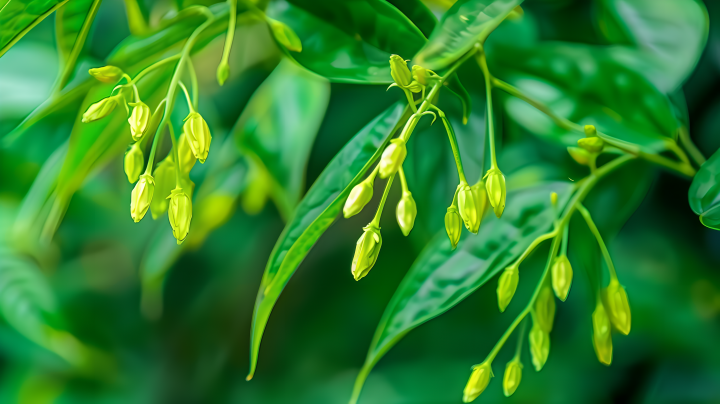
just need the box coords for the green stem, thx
[187,60,199,109]
[143,100,168,175]
[370,175,395,227]
[510,232,557,270]
[168,123,181,188]
[54,0,103,92]
[178,81,195,112]
[476,50,498,168]
[431,105,467,183]
[0,0,71,59]
[402,88,418,113]
[398,167,409,194]
[561,223,569,257]
[133,55,181,83]
[576,203,618,280]
[678,127,706,167]
[513,317,528,360]
[220,0,237,66]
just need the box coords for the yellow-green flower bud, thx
[550,192,558,206]
[82,96,118,123]
[267,18,302,52]
[534,286,556,333]
[592,301,613,365]
[497,267,519,312]
[529,322,550,371]
[351,224,382,281]
[567,147,591,166]
[584,124,598,137]
[150,159,175,219]
[470,181,488,233]
[183,112,212,164]
[390,55,412,88]
[178,133,197,174]
[484,168,506,218]
[128,102,151,141]
[379,139,407,178]
[578,137,604,153]
[412,65,428,86]
[344,179,374,218]
[602,279,631,335]
[551,255,573,301]
[124,143,144,183]
[503,359,523,397]
[217,60,230,86]
[396,192,417,236]
[88,66,124,83]
[458,183,480,234]
[445,207,462,249]
[130,173,154,223]
[463,362,493,403]
[168,187,193,244]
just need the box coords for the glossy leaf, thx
[248,103,410,379]
[387,0,437,37]
[266,0,426,84]
[412,0,524,71]
[236,60,330,218]
[0,0,65,57]
[55,0,94,60]
[689,149,720,230]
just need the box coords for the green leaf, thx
[412,0,524,71]
[350,181,573,402]
[236,59,330,218]
[386,0,437,38]
[0,0,65,58]
[247,102,410,380]
[266,0,426,84]
[54,0,94,60]
[444,75,471,125]
[689,149,720,230]
[596,0,709,92]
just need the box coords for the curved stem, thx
[187,59,199,109]
[402,88,418,113]
[678,127,706,167]
[133,55,181,83]
[431,105,467,183]
[370,175,395,227]
[576,203,618,281]
[513,317,528,360]
[168,123,181,188]
[476,50,498,168]
[510,231,557,270]
[178,81,195,112]
[55,0,103,92]
[143,100,168,175]
[398,167,409,194]
[220,0,238,67]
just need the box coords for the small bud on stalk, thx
[484,167,506,218]
[497,267,519,312]
[351,224,382,281]
[529,322,550,371]
[344,178,374,218]
[567,147,591,166]
[445,207,462,249]
[470,181,488,233]
[128,102,151,141]
[88,66,124,83]
[130,174,154,222]
[551,255,573,301]
[267,18,302,52]
[503,359,523,397]
[183,112,212,163]
[550,192,558,206]
[168,188,193,244]
[124,143,144,183]
[534,286,556,333]
[216,61,230,86]
[463,362,493,403]
[379,139,407,178]
[412,65,428,86]
[592,301,613,365]
[458,183,480,233]
[396,192,417,236]
[602,279,631,335]
[82,96,119,123]
[578,137,604,153]
[584,124,598,137]
[390,55,413,88]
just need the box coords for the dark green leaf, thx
[248,102,410,379]
[386,0,437,38]
[0,0,64,57]
[54,0,94,60]
[689,149,720,230]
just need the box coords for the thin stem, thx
[55,0,103,92]
[143,100,168,175]
[178,81,195,112]
[0,0,71,59]
[168,123,181,188]
[403,89,418,113]
[510,231,557,270]
[187,60,199,109]
[576,203,618,280]
[431,105,467,183]
[561,223,569,257]
[513,317,528,360]
[220,0,238,67]
[370,175,395,227]
[678,127,706,166]
[476,50,498,168]
[133,55,182,83]
[398,167,409,194]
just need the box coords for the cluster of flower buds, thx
[83,64,213,244]
[568,124,606,167]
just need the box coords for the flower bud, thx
[150,159,175,219]
[351,225,382,281]
[267,18,302,52]
[463,362,493,403]
[88,66,124,83]
[458,183,480,234]
[503,360,523,397]
[592,302,613,365]
[390,55,412,88]
[168,187,192,244]
[178,133,197,174]
[529,322,550,371]
[578,137,604,153]
[602,279,631,335]
[497,267,519,312]
[379,139,407,178]
[183,112,212,164]
[130,174,154,222]
[124,143,144,183]
[584,124,597,137]
[396,192,417,236]
[484,168,506,218]
[344,179,374,218]
[445,207,462,249]
[567,147,591,166]
[550,192,558,206]
[534,286,556,333]
[128,102,151,141]
[412,65,429,86]
[216,60,230,86]
[82,96,118,123]
[470,181,488,233]
[551,255,573,301]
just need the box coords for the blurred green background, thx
[1,0,720,403]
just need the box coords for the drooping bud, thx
[534,286,556,333]
[168,187,193,244]
[178,133,197,174]
[463,362,493,403]
[551,255,573,301]
[128,102,151,141]
[584,124,597,137]
[412,65,429,86]
[150,159,175,219]
[344,179,374,218]
[567,147,591,166]
[484,167,506,218]
[216,61,230,86]
[82,96,119,123]
[130,174,154,223]
[445,207,462,249]
[396,192,417,236]
[88,66,124,83]
[390,55,412,88]
[578,137,604,153]
[503,359,523,397]
[351,224,382,281]
[379,139,407,178]
[458,183,480,234]
[124,143,144,183]
[470,181,488,233]
[602,279,631,335]
[497,267,519,312]
[183,112,212,163]
[592,301,613,365]
[528,322,550,371]
[267,18,302,52]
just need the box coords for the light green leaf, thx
[54,0,94,60]
[689,149,720,230]
[0,0,66,58]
